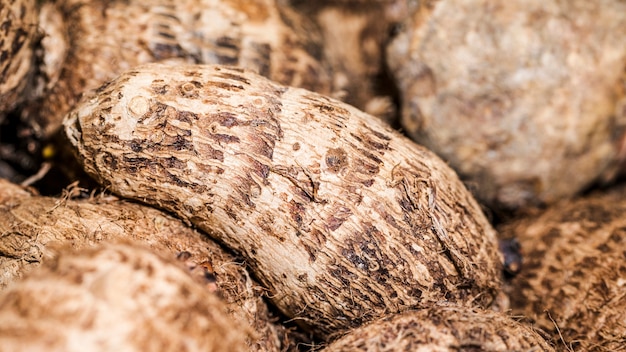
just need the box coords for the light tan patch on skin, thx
[128,95,149,117]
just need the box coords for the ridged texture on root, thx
[0,0,38,115]
[323,303,555,351]
[290,0,415,122]
[387,0,626,210]
[499,185,626,351]
[64,63,503,337]
[0,242,250,351]
[26,0,332,138]
[0,178,293,352]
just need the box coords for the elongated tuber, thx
[26,0,332,138]
[0,0,38,116]
[64,63,503,337]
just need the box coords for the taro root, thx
[25,0,332,138]
[290,0,414,122]
[387,0,626,210]
[0,0,38,115]
[64,63,504,337]
[28,2,69,106]
[499,184,626,351]
[323,303,555,351]
[0,242,251,352]
[0,178,293,352]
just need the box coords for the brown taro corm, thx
[64,63,504,338]
[500,184,626,351]
[0,0,38,116]
[290,0,416,122]
[0,242,251,352]
[25,0,332,138]
[323,303,555,351]
[0,178,295,352]
[387,0,626,210]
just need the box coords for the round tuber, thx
[387,0,626,210]
[0,178,293,352]
[499,184,626,351]
[323,303,555,351]
[0,242,251,351]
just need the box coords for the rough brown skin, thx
[27,2,69,106]
[290,0,414,122]
[0,0,38,116]
[0,242,251,352]
[0,178,293,352]
[617,67,626,176]
[26,0,332,138]
[322,303,555,351]
[387,0,626,210]
[499,185,626,351]
[64,63,504,337]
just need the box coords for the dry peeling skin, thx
[387,0,626,210]
[0,0,38,115]
[323,303,555,351]
[64,63,503,337]
[499,185,626,351]
[0,178,290,352]
[28,0,331,138]
[0,242,250,352]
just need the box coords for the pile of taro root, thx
[1,0,625,351]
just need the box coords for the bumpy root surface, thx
[0,242,251,351]
[64,63,503,337]
[387,0,626,210]
[0,178,292,352]
[323,303,555,351]
[500,185,626,351]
